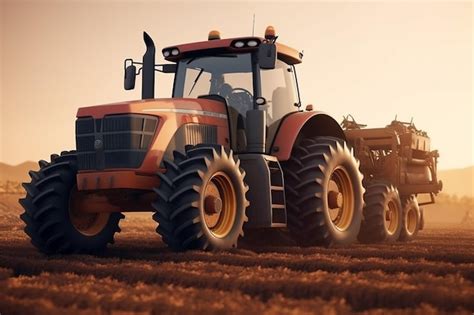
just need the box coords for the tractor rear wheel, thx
[19,151,124,254]
[152,145,249,251]
[358,181,403,243]
[398,195,421,242]
[283,137,364,247]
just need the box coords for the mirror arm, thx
[125,58,174,73]
[124,58,143,74]
[154,65,169,73]
[154,64,176,73]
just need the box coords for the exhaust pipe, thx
[142,32,155,99]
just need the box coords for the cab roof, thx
[162,36,302,65]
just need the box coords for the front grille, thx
[76,114,158,170]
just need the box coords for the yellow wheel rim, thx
[406,206,417,235]
[384,200,400,235]
[327,166,354,231]
[202,171,237,238]
[68,188,110,236]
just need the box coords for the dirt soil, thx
[0,194,473,315]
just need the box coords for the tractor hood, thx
[76,98,227,119]
[74,97,229,182]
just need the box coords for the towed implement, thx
[342,115,442,243]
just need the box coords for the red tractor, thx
[20,27,365,254]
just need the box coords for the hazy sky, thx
[0,0,472,170]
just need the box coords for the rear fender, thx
[271,111,346,161]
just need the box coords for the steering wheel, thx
[227,88,253,114]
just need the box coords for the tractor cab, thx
[124,27,303,153]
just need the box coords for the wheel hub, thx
[204,195,223,215]
[202,172,237,238]
[327,166,354,232]
[328,191,343,209]
[69,187,110,236]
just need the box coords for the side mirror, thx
[124,65,137,90]
[258,42,276,69]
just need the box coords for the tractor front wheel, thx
[152,145,249,251]
[19,151,124,255]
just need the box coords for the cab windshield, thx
[173,53,254,116]
[172,52,300,153]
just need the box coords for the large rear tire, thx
[19,151,124,255]
[358,181,403,243]
[282,137,364,247]
[152,145,249,251]
[398,195,421,242]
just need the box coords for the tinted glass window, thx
[174,54,254,116]
[260,59,299,125]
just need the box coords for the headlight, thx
[247,40,258,47]
[233,41,245,48]
[171,48,179,56]
[163,50,171,57]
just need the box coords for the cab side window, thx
[260,60,299,151]
[260,60,298,126]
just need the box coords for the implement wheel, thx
[399,195,421,242]
[358,181,403,243]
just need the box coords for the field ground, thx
[0,194,473,315]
